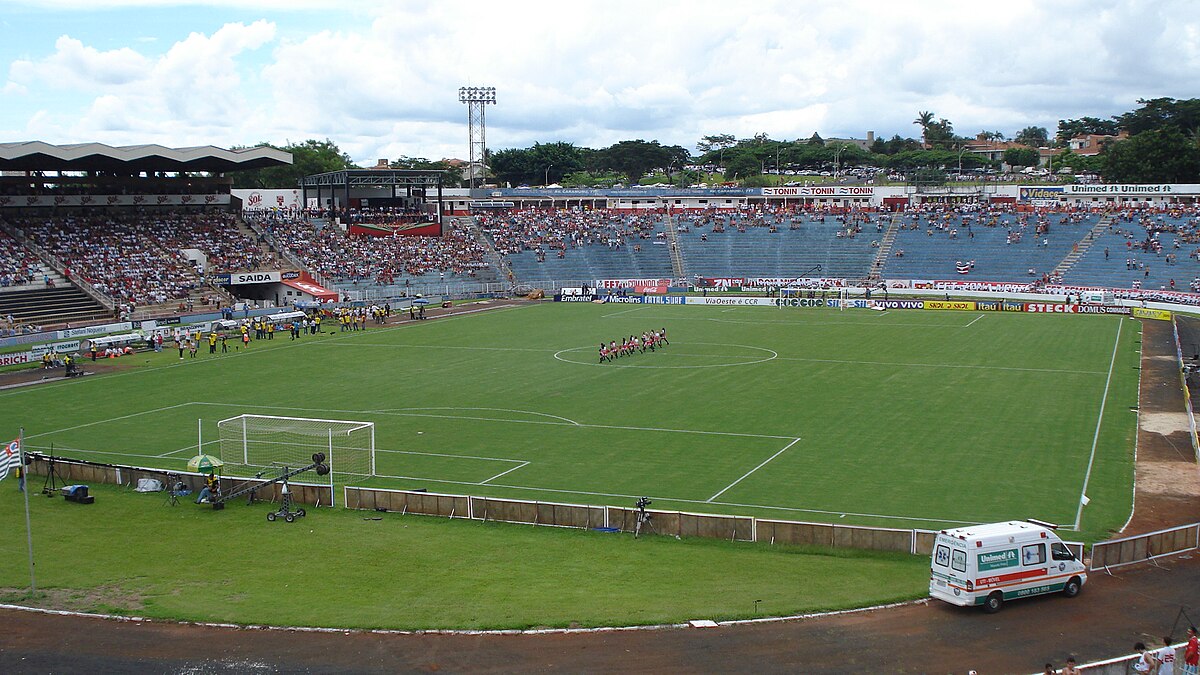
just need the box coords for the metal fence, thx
[346,486,962,553]
[1089,523,1200,571]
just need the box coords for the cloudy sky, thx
[2,0,1198,165]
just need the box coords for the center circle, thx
[553,342,778,369]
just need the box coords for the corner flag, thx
[0,439,20,481]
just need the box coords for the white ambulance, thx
[929,520,1087,612]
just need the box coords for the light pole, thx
[544,164,553,186]
[957,146,968,175]
[834,145,847,177]
[459,86,497,189]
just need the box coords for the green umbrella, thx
[187,454,224,474]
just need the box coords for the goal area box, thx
[217,414,376,477]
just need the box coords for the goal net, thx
[216,414,376,478]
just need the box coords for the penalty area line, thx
[479,461,531,484]
[378,472,977,526]
[707,437,801,502]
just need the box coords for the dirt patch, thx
[1126,319,1200,533]
[1140,411,1192,437]
[0,583,146,615]
[1138,460,1200,496]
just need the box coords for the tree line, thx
[230,98,1200,188]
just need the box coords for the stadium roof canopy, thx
[299,168,447,188]
[0,141,292,173]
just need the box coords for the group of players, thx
[599,328,669,362]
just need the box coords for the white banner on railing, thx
[59,322,133,339]
[689,296,777,306]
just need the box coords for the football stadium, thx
[3,10,1200,669]
[1,140,1198,666]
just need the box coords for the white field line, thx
[326,343,553,354]
[775,356,1103,375]
[707,437,801,502]
[154,439,220,458]
[374,447,526,464]
[189,401,798,440]
[601,306,646,318]
[0,597,932,637]
[359,471,976,526]
[611,315,971,328]
[479,461,531,484]
[0,303,533,400]
[23,400,971,526]
[1074,318,1124,530]
[308,340,1099,375]
[964,314,985,327]
[23,402,194,440]
[22,442,177,462]
[1117,325,1145,535]
[368,407,582,427]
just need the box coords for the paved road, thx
[1,554,1197,674]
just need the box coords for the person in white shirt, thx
[1159,636,1177,675]
[1135,642,1159,674]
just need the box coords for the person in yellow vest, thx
[314,314,322,334]
[208,331,218,354]
[267,321,275,340]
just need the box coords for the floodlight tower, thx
[459,86,496,189]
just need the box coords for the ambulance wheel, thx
[983,592,1003,613]
[1063,577,1082,598]
[266,512,276,522]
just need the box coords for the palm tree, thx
[914,111,934,148]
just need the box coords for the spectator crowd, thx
[253,213,489,285]
[6,211,267,308]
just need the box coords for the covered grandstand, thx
[0,141,294,329]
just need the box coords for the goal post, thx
[216,414,376,478]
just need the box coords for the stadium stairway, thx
[0,223,112,326]
[1050,215,1115,279]
[868,214,901,279]
[1062,217,1196,290]
[664,216,686,279]
[460,216,515,286]
[878,214,1096,282]
[0,285,112,327]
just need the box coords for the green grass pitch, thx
[0,302,1139,540]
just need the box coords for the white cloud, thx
[2,1,1200,163]
[9,35,150,89]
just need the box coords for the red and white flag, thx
[0,439,20,481]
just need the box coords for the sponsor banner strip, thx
[1133,307,1172,321]
[594,278,674,289]
[923,301,977,311]
[1025,303,1075,313]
